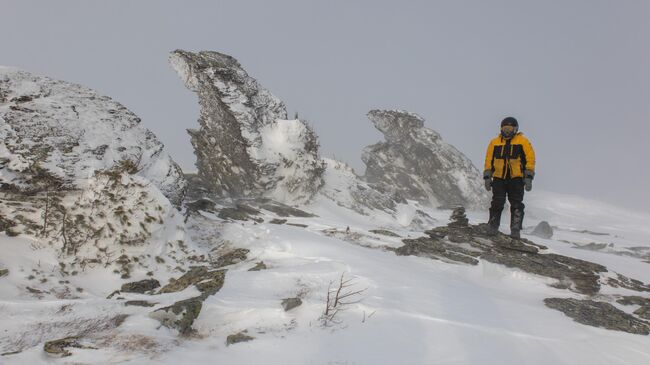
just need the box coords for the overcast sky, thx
[2,0,649,212]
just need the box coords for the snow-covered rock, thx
[0,66,192,287]
[169,50,325,204]
[362,110,489,210]
[0,66,186,206]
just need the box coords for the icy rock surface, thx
[169,50,324,204]
[0,66,186,206]
[362,110,489,209]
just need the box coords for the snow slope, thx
[1,190,649,364]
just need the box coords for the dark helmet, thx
[500,117,518,138]
[501,117,518,127]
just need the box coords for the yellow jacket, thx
[484,133,535,179]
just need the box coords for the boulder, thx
[531,221,553,239]
[0,66,186,206]
[281,297,302,312]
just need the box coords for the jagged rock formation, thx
[169,50,325,204]
[362,110,489,209]
[0,66,186,206]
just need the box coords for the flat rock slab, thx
[394,210,638,296]
[544,298,650,335]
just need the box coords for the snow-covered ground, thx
[1,190,650,364]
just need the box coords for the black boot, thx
[510,206,524,239]
[487,212,501,236]
[510,229,521,239]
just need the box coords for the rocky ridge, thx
[170,50,488,215]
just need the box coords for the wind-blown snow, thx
[2,188,649,364]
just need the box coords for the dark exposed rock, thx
[0,268,8,278]
[226,331,254,346]
[281,297,302,312]
[218,205,263,222]
[544,298,650,335]
[361,110,489,209]
[617,296,650,306]
[152,266,227,335]
[396,236,480,265]
[248,261,267,271]
[617,296,650,320]
[369,229,401,237]
[256,199,315,217]
[269,218,287,224]
[396,212,618,295]
[125,300,157,307]
[0,214,16,234]
[634,306,650,320]
[158,266,226,296]
[186,199,216,213]
[606,274,650,292]
[44,337,89,357]
[214,248,249,268]
[286,223,308,228]
[169,50,324,204]
[120,279,160,294]
[531,221,553,239]
[151,297,203,335]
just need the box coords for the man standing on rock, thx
[483,117,536,239]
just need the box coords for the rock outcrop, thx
[0,67,190,282]
[396,208,650,296]
[544,298,650,335]
[169,50,325,204]
[362,110,489,209]
[0,66,186,206]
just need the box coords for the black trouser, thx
[488,177,525,232]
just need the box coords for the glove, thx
[483,170,493,191]
[524,170,534,191]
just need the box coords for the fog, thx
[2,0,648,212]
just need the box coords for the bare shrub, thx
[320,272,367,326]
